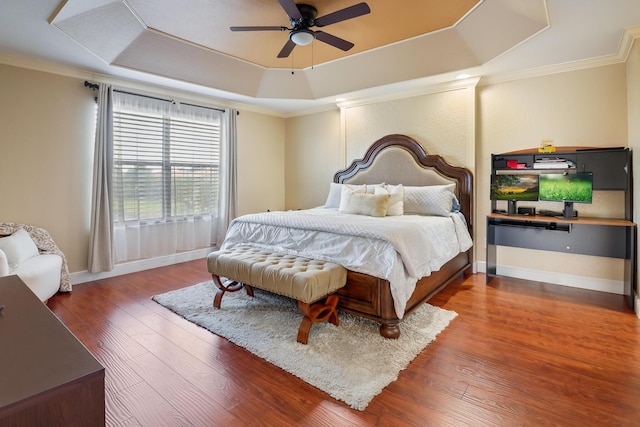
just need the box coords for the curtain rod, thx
[84,80,228,113]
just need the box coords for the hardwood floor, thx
[47,260,640,426]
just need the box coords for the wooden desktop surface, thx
[498,146,620,154]
[487,213,635,228]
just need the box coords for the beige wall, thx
[0,63,286,273]
[236,110,285,215]
[284,109,341,210]
[343,87,475,170]
[0,64,96,273]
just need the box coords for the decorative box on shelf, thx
[538,139,556,153]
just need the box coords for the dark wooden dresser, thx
[0,275,105,426]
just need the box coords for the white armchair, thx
[0,223,70,302]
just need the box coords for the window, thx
[89,84,235,271]
[112,94,222,225]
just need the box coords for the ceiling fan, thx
[230,0,371,58]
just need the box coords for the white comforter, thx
[220,208,473,318]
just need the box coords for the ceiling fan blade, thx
[278,0,302,19]
[315,2,370,27]
[230,26,288,32]
[314,31,354,51]
[277,39,297,58]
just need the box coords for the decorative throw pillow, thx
[346,193,391,217]
[404,184,456,216]
[338,184,366,212]
[0,249,9,276]
[375,184,404,216]
[324,183,385,208]
[0,228,39,268]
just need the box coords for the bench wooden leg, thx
[296,294,340,344]
[211,274,254,309]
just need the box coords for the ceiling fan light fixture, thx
[290,29,315,46]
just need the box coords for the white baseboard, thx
[70,255,625,297]
[475,261,624,295]
[70,247,215,285]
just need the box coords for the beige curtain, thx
[88,83,114,272]
[213,109,238,246]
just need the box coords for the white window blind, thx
[112,93,222,224]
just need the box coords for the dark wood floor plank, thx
[372,381,521,426]
[126,351,246,426]
[46,261,640,426]
[105,387,138,427]
[111,381,192,427]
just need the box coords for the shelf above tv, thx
[491,147,629,191]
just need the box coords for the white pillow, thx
[404,184,456,217]
[0,249,9,276]
[324,183,343,208]
[338,184,366,212]
[375,184,404,216]
[325,183,385,208]
[346,193,390,217]
[0,228,39,268]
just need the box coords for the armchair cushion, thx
[0,228,39,268]
[14,254,63,302]
[0,249,8,276]
[0,223,71,302]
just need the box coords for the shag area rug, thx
[152,281,457,410]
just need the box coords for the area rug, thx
[152,281,457,410]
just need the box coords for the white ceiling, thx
[1,0,640,116]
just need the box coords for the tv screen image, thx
[490,174,540,201]
[539,173,593,203]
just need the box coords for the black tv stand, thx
[487,214,636,309]
[490,146,635,310]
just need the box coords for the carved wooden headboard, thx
[333,134,473,232]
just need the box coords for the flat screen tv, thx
[490,174,539,214]
[539,172,593,218]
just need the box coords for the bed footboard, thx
[336,250,471,338]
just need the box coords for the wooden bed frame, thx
[333,134,474,338]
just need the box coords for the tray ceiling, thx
[50,0,548,100]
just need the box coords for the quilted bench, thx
[206,245,347,344]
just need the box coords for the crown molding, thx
[619,25,640,61]
[479,54,626,87]
[0,53,89,81]
[0,53,283,117]
[480,25,640,87]
[336,77,481,110]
